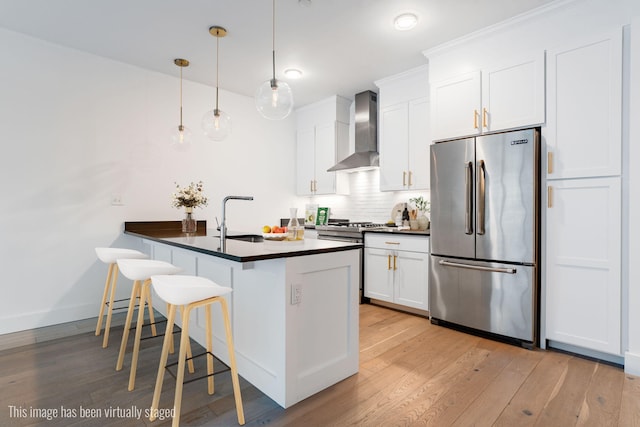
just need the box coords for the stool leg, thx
[150,304,176,422]
[205,304,215,395]
[167,303,175,354]
[128,280,148,391]
[116,280,140,371]
[144,280,158,337]
[102,263,120,348]
[219,297,245,425]
[171,304,194,427]
[178,306,195,374]
[95,263,114,336]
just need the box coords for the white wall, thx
[0,28,301,335]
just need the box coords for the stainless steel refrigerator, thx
[429,128,540,348]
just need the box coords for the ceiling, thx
[0,0,556,108]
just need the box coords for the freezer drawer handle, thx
[465,161,473,235]
[438,260,516,274]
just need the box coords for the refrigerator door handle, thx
[465,161,473,235]
[477,159,486,235]
[438,260,517,274]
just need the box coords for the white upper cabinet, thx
[431,71,481,141]
[295,96,350,196]
[546,29,622,180]
[430,51,545,141]
[376,66,430,191]
[482,51,545,132]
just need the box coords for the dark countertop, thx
[124,221,362,263]
[364,227,430,236]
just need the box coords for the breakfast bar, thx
[123,222,361,409]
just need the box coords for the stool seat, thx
[95,247,148,264]
[117,259,182,281]
[150,275,232,306]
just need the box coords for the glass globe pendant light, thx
[170,58,193,151]
[255,0,293,120]
[202,26,231,141]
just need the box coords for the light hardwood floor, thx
[1,304,638,426]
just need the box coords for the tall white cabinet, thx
[545,29,623,356]
[375,66,430,191]
[296,96,350,196]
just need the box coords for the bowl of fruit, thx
[262,225,288,241]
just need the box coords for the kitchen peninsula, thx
[123,222,361,408]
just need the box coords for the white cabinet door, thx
[364,247,394,302]
[546,29,622,179]
[296,128,316,195]
[482,51,545,132]
[379,98,430,191]
[545,177,621,355]
[408,97,430,190]
[431,71,481,141]
[314,122,337,195]
[379,103,409,191]
[395,250,429,311]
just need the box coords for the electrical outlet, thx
[111,194,124,206]
[291,283,302,305]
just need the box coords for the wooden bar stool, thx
[94,247,148,348]
[149,275,245,426]
[115,259,184,391]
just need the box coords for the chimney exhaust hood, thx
[327,90,378,172]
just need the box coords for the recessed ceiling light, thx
[394,13,418,31]
[284,68,303,79]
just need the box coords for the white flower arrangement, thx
[171,181,208,209]
[409,196,430,214]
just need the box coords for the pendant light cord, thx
[271,0,276,83]
[179,65,184,128]
[215,33,220,112]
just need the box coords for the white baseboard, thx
[0,303,99,335]
[625,351,640,376]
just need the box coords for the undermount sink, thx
[225,234,264,243]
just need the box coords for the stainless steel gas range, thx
[316,222,386,243]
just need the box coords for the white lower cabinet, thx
[545,177,621,355]
[364,233,429,311]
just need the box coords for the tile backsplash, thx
[305,169,430,224]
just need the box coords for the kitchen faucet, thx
[220,195,254,244]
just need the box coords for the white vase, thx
[417,214,429,231]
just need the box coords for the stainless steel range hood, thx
[327,90,378,172]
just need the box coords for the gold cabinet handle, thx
[403,171,407,186]
[387,254,391,270]
[473,110,479,129]
[408,171,413,187]
[548,152,553,175]
[482,108,488,128]
[385,241,400,245]
[393,255,397,271]
[548,186,553,208]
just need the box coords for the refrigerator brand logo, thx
[510,139,528,145]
